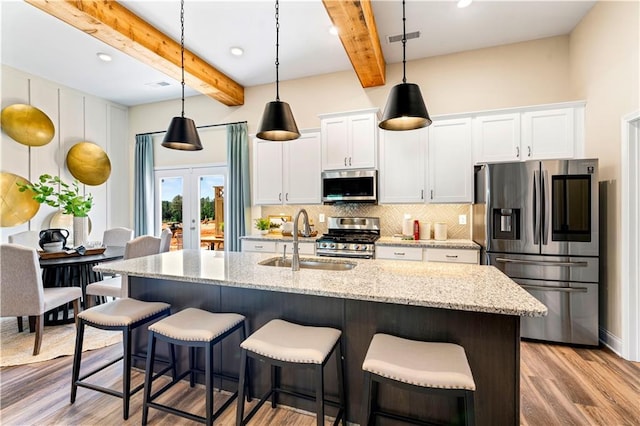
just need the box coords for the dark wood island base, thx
[130,276,520,425]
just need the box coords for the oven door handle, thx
[495,257,588,267]
[520,284,588,293]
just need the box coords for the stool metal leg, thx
[270,365,279,408]
[70,320,85,403]
[360,371,372,426]
[206,342,214,426]
[236,348,248,426]
[315,364,324,426]
[242,322,252,403]
[122,327,132,420]
[465,391,476,426]
[189,346,196,387]
[142,330,157,425]
[336,339,346,425]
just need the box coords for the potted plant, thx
[17,174,93,245]
[254,217,270,235]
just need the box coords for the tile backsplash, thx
[260,204,472,239]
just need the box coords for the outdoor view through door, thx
[156,167,226,251]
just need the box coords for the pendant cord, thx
[402,0,407,84]
[180,0,185,117]
[275,0,280,101]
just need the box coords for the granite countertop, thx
[241,234,480,250]
[95,250,546,318]
[375,237,480,250]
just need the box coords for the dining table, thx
[38,246,125,325]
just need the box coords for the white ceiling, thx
[1,0,596,107]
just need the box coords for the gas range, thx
[316,217,380,259]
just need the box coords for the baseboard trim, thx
[599,327,623,356]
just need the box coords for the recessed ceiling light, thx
[457,0,473,8]
[329,25,339,36]
[230,47,244,56]
[96,52,112,62]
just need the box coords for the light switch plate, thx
[459,214,467,225]
[319,214,325,223]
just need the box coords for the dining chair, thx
[8,230,40,250]
[85,235,161,307]
[102,227,134,247]
[159,228,172,253]
[0,244,82,355]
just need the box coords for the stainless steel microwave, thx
[321,169,377,204]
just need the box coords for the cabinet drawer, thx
[425,248,479,264]
[279,241,315,256]
[241,240,277,253]
[376,246,423,261]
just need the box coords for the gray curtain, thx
[134,134,154,236]
[226,123,250,251]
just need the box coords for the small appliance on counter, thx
[434,223,447,241]
[39,228,69,251]
[316,217,380,259]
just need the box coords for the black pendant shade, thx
[257,101,300,141]
[379,83,432,131]
[162,116,203,151]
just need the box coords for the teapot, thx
[39,228,69,250]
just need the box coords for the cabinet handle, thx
[255,245,263,249]
[445,255,458,258]
[285,193,289,201]
[516,146,520,158]
[278,193,282,202]
[344,157,347,166]
[394,252,405,256]
[349,157,352,166]
[421,189,424,200]
[430,190,434,200]
[528,146,531,157]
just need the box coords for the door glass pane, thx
[199,174,225,251]
[160,176,184,251]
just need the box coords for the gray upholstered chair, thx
[8,230,40,250]
[159,228,172,253]
[0,244,82,355]
[85,235,161,306]
[102,227,134,247]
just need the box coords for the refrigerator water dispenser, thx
[493,208,520,240]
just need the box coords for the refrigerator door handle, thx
[495,257,588,267]
[520,284,588,293]
[533,170,541,245]
[541,169,549,245]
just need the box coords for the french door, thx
[154,166,226,250]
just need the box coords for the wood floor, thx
[1,341,638,425]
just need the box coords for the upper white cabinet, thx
[379,127,427,204]
[253,131,321,205]
[320,109,378,170]
[427,117,473,203]
[474,102,584,164]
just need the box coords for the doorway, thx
[154,166,227,251]
[621,111,639,362]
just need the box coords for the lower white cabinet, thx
[424,248,479,264]
[375,246,423,261]
[242,240,315,256]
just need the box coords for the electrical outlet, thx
[459,214,467,225]
[319,214,325,223]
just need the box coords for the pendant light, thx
[162,0,203,151]
[256,0,300,141]
[379,0,432,131]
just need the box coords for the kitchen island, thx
[95,250,546,425]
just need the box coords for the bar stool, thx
[142,307,248,426]
[361,333,476,426]
[236,319,346,426]
[70,298,172,420]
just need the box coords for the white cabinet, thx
[375,245,423,261]
[474,103,583,164]
[320,109,378,170]
[427,118,473,203]
[252,131,321,205]
[473,113,521,163]
[379,128,427,204]
[424,248,479,264]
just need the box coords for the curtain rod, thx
[136,120,247,137]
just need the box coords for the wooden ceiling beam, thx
[322,0,385,87]
[25,0,244,106]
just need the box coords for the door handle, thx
[495,257,588,267]
[541,170,548,245]
[533,170,541,245]
[520,284,588,293]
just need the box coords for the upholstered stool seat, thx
[85,276,122,299]
[71,298,172,420]
[236,319,346,426]
[142,308,248,426]
[361,333,476,426]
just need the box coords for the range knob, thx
[330,243,336,249]
[354,245,360,251]
[341,244,349,250]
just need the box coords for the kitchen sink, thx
[259,257,356,271]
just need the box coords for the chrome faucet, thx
[292,208,311,271]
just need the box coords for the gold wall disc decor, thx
[0,172,41,227]
[0,104,55,147]
[66,142,112,185]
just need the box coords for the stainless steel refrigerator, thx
[473,159,599,345]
